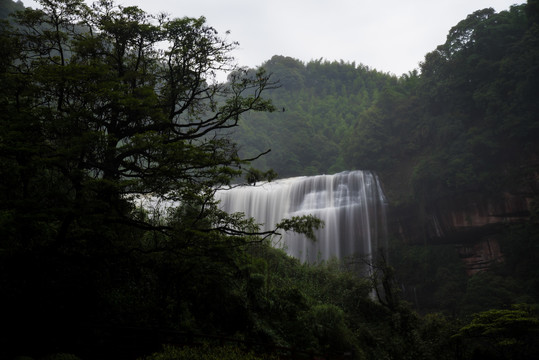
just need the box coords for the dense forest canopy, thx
[1,0,539,359]
[233,57,397,178]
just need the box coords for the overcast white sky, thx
[24,0,521,76]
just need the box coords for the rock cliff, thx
[392,191,532,274]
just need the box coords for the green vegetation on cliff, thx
[234,56,396,177]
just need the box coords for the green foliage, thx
[303,304,357,353]
[416,313,461,360]
[244,167,278,185]
[276,215,324,242]
[498,210,539,300]
[459,272,525,315]
[454,304,539,359]
[141,344,278,360]
[41,354,83,360]
[389,238,468,315]
[232,56,396,177]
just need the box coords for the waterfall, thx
[215,170,388,263]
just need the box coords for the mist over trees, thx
[1,0,539,359]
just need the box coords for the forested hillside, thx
[345,4,539,205]
[233,57,396,177]
[2,1,539,360]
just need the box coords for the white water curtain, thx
[215,170,388,263]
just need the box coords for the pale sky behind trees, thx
[24,0,521,77]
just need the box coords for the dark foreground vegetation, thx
[1,1,539,359]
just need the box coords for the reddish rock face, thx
[429,192,530,236]
[456,237,504,275]
[391,191,531,274]
[428,192,530,274]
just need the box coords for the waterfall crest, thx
[215,170,388,263]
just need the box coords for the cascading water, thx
[215,170,388,263]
